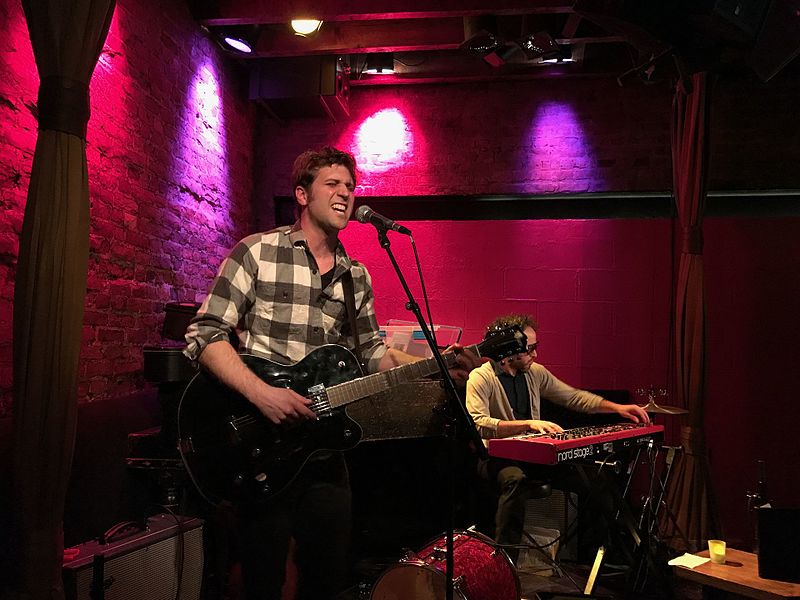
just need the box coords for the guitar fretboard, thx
[325,343,480,408]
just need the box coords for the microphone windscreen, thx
[355,205,372,223]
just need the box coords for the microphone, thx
[355,205,411,235]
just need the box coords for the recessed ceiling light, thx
[291,19,323,36]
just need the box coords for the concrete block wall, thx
[341,219,673,394]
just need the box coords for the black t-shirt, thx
[498,371,531,420]
[320,268,334,290]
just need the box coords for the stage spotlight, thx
[460,30,521,67]
[460,16,525,68]
[364,53,395,74]
[217,25,260,54]
[460,29,501,56]
[517,31,563,61]
[291,19,322,37]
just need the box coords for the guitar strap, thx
[342,270,364,368]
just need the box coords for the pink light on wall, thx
[95,11,121,72]
[524,101,602,193]
[349,107,413,175]
[89,10,128,144]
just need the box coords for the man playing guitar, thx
[184,146,481,600]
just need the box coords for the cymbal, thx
[639,400,689,415]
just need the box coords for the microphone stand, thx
[373,225,487,600]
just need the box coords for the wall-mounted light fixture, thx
[291,19,323,36]
[364,53,395,74]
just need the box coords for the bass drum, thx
[370,529,520,600]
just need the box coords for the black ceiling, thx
[189,0,800,87]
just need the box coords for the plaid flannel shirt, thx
[184,225,388,373]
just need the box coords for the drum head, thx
[370,563,467,600]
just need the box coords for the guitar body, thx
[178,345,364,506]
[177,326,527,507]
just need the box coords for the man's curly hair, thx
[484,313,537,339]
[292,146,357,191]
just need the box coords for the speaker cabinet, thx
[63,515,204,600]
[758,507,800,583]
[749,0,800,81]
[523,490,579,562]
[249,55,350,121]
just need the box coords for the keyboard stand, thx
[629,443,690,593]
[566,444,668,596]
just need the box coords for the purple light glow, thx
[351,108,413,174]
[192,65,224,154]
[173,60,234,226]
[223,37,252,53]
[524,101,601,193]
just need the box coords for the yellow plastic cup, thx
[708,539,726,564]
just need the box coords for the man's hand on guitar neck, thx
[379,344,485,387]
[198,341,317,424]
[446,344,485,387]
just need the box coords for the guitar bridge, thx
[308,383,333,417]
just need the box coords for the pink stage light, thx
[352,108,413,174]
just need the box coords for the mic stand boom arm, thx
[373,225,486,600]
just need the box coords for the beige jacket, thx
[465,360,604,446]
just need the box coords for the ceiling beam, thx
[246,18,625,58]
[194,0,575,26]
[253,17,465,57]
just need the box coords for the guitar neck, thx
[326,342,481,408]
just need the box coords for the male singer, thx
[185,146,479,599]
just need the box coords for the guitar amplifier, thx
[62,515,204,600]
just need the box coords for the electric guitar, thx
[177,326,525,506]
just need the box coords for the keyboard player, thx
[465,313,650,562]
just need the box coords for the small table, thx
[673,548,800,599]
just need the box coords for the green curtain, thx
[663,71,721,552]
[10,1,115,598]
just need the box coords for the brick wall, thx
[258,74,800,204]
[259,78,675,204]
[0,0,256,415]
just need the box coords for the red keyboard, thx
[488,423,664,465]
